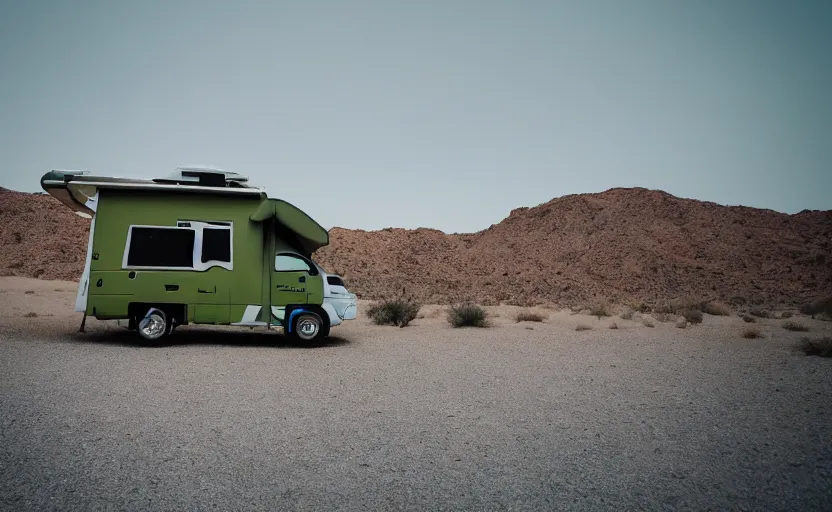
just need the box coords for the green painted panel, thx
[250,199,329,254]
[90,189,263,308]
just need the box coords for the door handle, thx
[198,286,216,294]
[298,276,306,283]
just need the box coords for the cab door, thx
[271,253,312,307]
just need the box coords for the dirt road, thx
[1,278,831,510]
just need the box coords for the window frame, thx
[121,221,234,271]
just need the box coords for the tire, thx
[137,308,170,343]
[290,311,325,343]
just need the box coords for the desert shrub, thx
[516,310,546,323]
[620,309,634,320]
[366,299,421,327]
[24,290,34,295]
[653,312,677,323]
[800,297,832,318]
[782,321,809,332]
[797,337,832,357]
[608,322,618,330]
[629,301,650,313]
[23,312,37,318]
[742,328,763,339]
[675,318,687,329]
[447,303,489,328]
[701,302,730,316]
[742,314,755,323]
[780,311,793,319]
[749,308,771,319]
[589,302,611,319]
[575,324,591,331]
[642,318,655,328]
[680,308,703,324]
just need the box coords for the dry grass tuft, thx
[797,337,832,357]
[742,328,763,339]
[588,302,611,319]
[575,324,592,331]
[608,322,618,330]
[619,309,634,320]
[749,308,771,319]
[366,299,421,327]
[742,314,756,323]
[515,310,546,323]
[780,311,793,319]
[782,321,809,332]
[642,318,655,328]
[23,312,38,318]
[447,303,489,328]
[702,302,731,316]
[800,297,832,319]
[24,290,34,295]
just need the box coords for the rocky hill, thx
[2,186,830,308]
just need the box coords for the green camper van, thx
[40,167,357,344]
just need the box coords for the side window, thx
[275,254,311,273]
[201,228,231,263]
[123,221,233,271]
[125,227,196,268]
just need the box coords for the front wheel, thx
[290,311,326,343]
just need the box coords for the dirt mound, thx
[2,186,830,308]
[315,188,832,308]
[0,188,90,281]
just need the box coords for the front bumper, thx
[322,294,358,327]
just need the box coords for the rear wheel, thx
[290,311,325,343]
[137,308,171,343]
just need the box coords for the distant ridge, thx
[2,186,830,308]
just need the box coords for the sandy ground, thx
[1,276,831,511]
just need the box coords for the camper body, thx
[41,167,356,343]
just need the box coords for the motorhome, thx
[40,167,357,343]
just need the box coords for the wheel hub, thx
[297,317,320,339]
[139,313,166,339]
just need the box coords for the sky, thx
[1,0,830,233]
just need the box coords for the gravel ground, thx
[2,278,832,511]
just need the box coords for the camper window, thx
[123,221,233,271]
[275,254,311,273]
[201,228,231,263]
[125,227,195,268]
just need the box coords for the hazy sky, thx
[1,1,829,233]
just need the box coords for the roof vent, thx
[153,166,250,187]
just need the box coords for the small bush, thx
[447,303,489,328]
[702,302,730,316]
[589,302,611,319]
[23,312,38,318]
[516,310,546,323]
[782,321,809,332]
[780,311,793,319]
[749,308,771,319]
[742,315,755,323]
[642,318,655,328]
[800,297,832,319]
[366,299,421,327]
[24,290,34,295]
[608,322,618,330]
[742,328,763,339]
[575,324,591,331]
[797,337,832,357]
[620,309,634,320]
[680,308,703,324]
